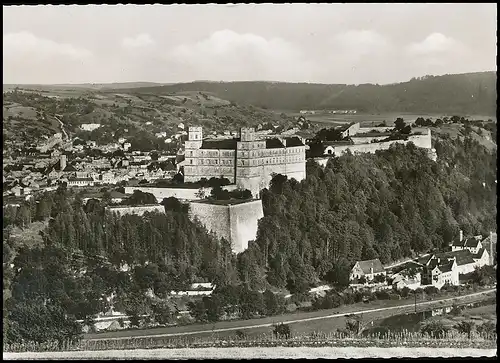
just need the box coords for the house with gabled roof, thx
[451,230,483,254]
[422,258,459,289]
[350,258,386,282]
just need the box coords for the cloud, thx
[121,33,155,49]
[167,29,313,81]
[3,31,92,60]
[331,30,393,59]
[406,33,463,55]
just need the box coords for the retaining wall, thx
[189,199,264,254]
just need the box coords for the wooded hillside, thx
[114,72,496,115]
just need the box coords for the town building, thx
[182,126,306,196]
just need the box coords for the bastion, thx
[105,204,165,216]
[188,199,264,254]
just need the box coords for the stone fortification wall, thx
[124,186,212,202]
[105,205,165,216]
[358,127,393,134]
[189,199,264,254]
[313,129,433,165]
[351,136,387,145]
[334,130,432,155]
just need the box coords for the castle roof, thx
[284,137,305,147]
[266,138,285,149]
[200,139,239,150]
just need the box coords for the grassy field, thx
[83,288,495,341]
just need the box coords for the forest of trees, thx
[3,131,496,346]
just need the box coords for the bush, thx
[424,286,440,296]
[477,321,496,337]
[420,320,450,339]
[272,323,291,339]
[235,330,247,340]
[388,292,401,300]
[449,304,462,316]
[400,286,411,298]
[375,290,390,300]
[454,320,475,339]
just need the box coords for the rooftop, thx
[266,138,285,149]
[284,136,305,147]
[200,139,239,150]
[355,259,384,274]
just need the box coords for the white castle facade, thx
[183,127,306,195]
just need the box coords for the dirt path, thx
[84,288,495,341]
[53,115,69,140]
[3,347,496,359]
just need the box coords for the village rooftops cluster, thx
[350,231,494,292]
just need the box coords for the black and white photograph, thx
[2,3,497,359]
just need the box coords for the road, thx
[84,288,495,341]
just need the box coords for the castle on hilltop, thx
[183,127,306,196]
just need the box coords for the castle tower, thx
[183,126,203,182]
[60,154,67,171]
[185,126,203,153]
[188,126,203,142]
[236,127,265,196]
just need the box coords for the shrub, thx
[454,320,475,339]
[272,323,291,339]
[477,321,496,338]
[424,286,440,296]
[420,320,450,339]
[388,292,401,300]
[449,304,462,316]
[375,290,390,300]
[235,330,247,340]
[400,286,411,298]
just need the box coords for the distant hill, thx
[2,88,297,145]
[3,82,169,92]
[107,72,496,116]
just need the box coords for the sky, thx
[3,4,497,85]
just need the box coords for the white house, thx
[80,123,101,132]
[451,230,483,254]
[67,177,95,187]
[422,259,459,289]
[350,259,386,282]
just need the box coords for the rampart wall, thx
[105,205,165,216]
[334,130,432,155]
[124,186,212,202]
[188,199,264,254]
